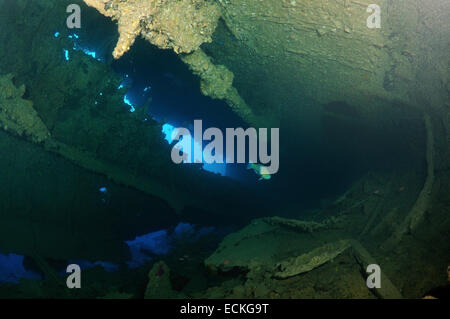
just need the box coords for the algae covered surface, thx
[0,0,449,299]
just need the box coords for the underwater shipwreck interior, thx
[0,0,449,299]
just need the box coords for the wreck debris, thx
[204,216,342,273]
[203,215,405,298]
[408,114,435,231]
[273,240,351,279]
[43,139,186,212]
[0,74,184,211]
[203,214,403,297]
[83,0,261,126]
[145,261,183,298]
[83,0,220,59]
[350,240,403,299]
[384,113,435,247]
[203,215,344,276]
[262,216,328,233]
[204,218,279,271]
[181,49,260,126]
[0,74,50,143]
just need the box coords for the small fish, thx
[247,163,271,181]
